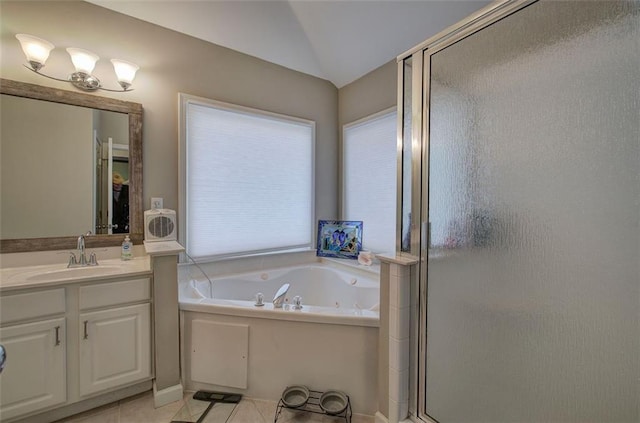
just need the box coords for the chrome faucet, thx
[68,231,98,267]
[272,283,290,308]
[77,234,87,265]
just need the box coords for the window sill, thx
[320,256,381,276]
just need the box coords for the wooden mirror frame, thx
[0,78,143,253]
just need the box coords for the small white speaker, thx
[144,209,177,242]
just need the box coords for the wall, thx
[338,59,397,128]
[0,0,339,225]
[1,1,402,416]
[0,0,339,406]
[338,60,397,420]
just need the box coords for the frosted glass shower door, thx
[424,1,639,422]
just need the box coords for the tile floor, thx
[54,391,374,423]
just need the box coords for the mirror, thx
[0,78,143,253]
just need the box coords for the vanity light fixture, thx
[16,34,139,92]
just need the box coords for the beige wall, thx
[0,0,400,248]
[338,60,398,419]
[0,0,340,400]
[0,0,339,226]
[95,110,129,147]
[338,59,397,128]
[1,0,400,413]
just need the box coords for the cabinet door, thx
[0,318,66,421]
[79,303,151,397]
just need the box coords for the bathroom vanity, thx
[0,79,184,421]
[0,257,153,422]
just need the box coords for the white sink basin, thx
[20,265,124,282]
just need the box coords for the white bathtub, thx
[179,263,379,326]
[179,260,380,415]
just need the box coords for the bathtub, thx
[180,263,379,326]
[179,260,380,416]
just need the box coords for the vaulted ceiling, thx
[87,0,492,88]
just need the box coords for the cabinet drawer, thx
[80,278,150,310]
[0,289,65,324]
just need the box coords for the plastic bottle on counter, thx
[121,235,133,261]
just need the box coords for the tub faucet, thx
[273,283,290,308]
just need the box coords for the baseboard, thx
[153,381,184,408]
[374,411,414,423]
[375,411,389,423]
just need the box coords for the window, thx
[179,94,315,260]
[342,108,397,254]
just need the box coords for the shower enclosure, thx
[398,0,639,421]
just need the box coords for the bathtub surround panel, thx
[377,263,390,420]
[181,311,378,416]
[191,320,248,389]
[377,254,417,423]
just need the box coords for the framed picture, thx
[316,220,363,259]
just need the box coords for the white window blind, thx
[182,97,314,260]
[343,109,397,254]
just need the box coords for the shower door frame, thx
[396,0,539,421]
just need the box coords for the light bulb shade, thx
[16,34,54,68]
[66,48,99,74]
[110,59,139,85]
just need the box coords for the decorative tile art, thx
[316,220,363,259]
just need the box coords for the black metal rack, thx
[274,389,352,423]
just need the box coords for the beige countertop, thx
[0,255,151,292]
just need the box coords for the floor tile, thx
[250,398,278,422]
[201,402,238,423]
[228,399,267,423]
[171,392,213,422]
[119,392,184,423]
[53,402,119,423]
[52,391,373,423]
[350,413,375,423]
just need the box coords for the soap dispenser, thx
[121,235,133,260]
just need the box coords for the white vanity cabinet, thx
[78,278,151,396]
[0,273,152,422]
[0,289,67,421]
